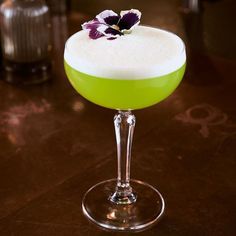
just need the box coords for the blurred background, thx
[0,0,235,84]
[70,0,236,59]
[0,1,236,235]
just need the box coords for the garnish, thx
[82,9,141,40]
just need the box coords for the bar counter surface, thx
[0,0,235,235]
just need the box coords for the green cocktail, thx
[64,25,186,110]
[64,62,185,110]
[64,22,186,231]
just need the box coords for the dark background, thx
[0,0,236,235]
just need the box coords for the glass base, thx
[82,179,165,232]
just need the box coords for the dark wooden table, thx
[0,0,236,235]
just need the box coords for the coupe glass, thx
[64,26,186,231]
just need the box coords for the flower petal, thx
[104,27,123,37]
[97,25,123,38]
[89,28,104,39]
[82,19,104,39]
[82,18,101,29]
[96,10,120,25]
[105,27,123,39]
[118,9,141,31]
[107,37,117,40]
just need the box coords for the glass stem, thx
[109,110,137,205]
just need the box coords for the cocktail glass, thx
[64,26,186,231]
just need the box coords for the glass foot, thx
[82,179,165,232]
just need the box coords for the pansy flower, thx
[82,9,141,40]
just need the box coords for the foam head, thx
[64,25,186,79]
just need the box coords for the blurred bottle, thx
[0,0,52,85]
[45,0,69,61]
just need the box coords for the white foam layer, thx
[64,25,186,79]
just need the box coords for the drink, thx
[64,21,186,231]
[64,26,186,110]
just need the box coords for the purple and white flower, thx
[82,9,141,40]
